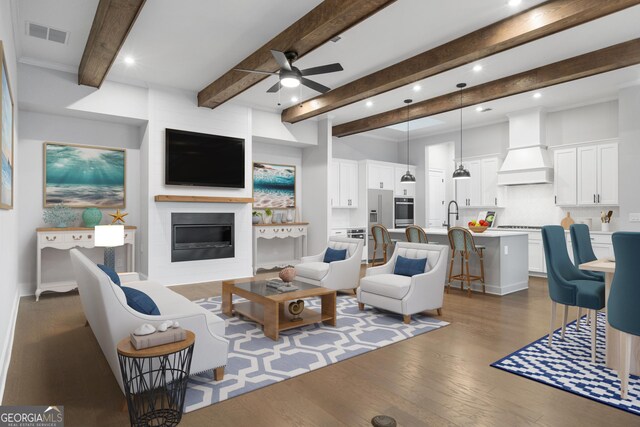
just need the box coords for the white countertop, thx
[496,227,614,235]
[388,227,528,237]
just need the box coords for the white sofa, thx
[357,242,448,323]
[295,236,364,291]
[70,249,229,393]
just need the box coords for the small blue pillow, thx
[323,247,348,263]
[98,264,121,286]
[394,255,428,277]
[121,287,161,315]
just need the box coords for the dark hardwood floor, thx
[3,272,637,426]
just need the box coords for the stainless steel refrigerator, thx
[367,189,394,262]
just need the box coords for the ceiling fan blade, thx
[301,77,330,94]
[300,63,343,76]
[234,68,277,75]
[270,50,292,71]
[266,81,281,93]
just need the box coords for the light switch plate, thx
[630,213,640,223]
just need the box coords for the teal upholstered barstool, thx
[542,225,605,362]
[447,227,485,297]
[371,224,393,266]
[405,225,428,243]
[608,232,640,399]
[570,224,605,330]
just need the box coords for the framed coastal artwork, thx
[44,142,126,208]
[0,41,14,210]
[253,162,296,209]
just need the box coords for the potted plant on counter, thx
[263,208,273,224]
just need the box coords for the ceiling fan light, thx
[281,76,300,88]
[401,171,416,183]
[452,164,471,180]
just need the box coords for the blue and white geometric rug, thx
[184,295,448,412]
[492,312,640,416]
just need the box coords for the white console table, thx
[253,223,308,274]
[36,226,136,301]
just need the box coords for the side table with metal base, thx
[117,330,195,427]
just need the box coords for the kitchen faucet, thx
[446,200,459,230]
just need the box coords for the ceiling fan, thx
[235,50,343,94]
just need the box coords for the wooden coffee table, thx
[222,278,337,340]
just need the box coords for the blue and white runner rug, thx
[492,312,640,415]
[184,295,448,412]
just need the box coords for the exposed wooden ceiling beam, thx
[283,0,640,124]
[197,0,397,109]
[78,0,146,88]
[332,38,640,137]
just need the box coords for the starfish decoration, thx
[109,209,128,224]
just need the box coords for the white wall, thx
[0,0,20,400]
[252,109,317,147]
[618,86,640,232]
[253,141,303,264]
[302,118,332,254]
[332,134,400,163]
[144,87,253,285]
[17,111,142,294]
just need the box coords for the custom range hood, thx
[497,108,553,186]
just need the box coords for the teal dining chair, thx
[570,224,605,282]
[371,224,393,266]
[608,232,640,399]
[542,225,605,362]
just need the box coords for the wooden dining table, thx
[579,259,640,375]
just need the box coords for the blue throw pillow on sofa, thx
[323,247,348,263]
[97,264,121,286]
[121,287,161,315]
[394,255,428,277]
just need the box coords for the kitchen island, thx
[388,227,529,296]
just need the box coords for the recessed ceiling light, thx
[124,56,135,66]
[533,92,542,99]
[472,64,483,72]
[291,96,298,103]
[475,106,483,112]
[412,84,421,92]
[366,100,374,107]
[508,0,522,7]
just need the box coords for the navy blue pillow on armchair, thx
[394,255,428,277]
[98,264,121,286]
[323,247,348,263]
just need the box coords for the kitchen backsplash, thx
[459,183,620,231]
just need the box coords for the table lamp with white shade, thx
[95,225,124,269]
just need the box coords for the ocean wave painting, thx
[0,51,13,209]
[44,143,126,207]
[253,162,295,208]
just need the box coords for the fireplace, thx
[171,213,234,262]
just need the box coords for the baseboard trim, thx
[0,290,20,403]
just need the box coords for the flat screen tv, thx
[165,128,245,188]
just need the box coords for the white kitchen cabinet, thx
[559,142,618,206]
[394,165,417,197]
[577,145,598,205]
[368,163,394,190]
[456,157,501,207]
[597,143,618,205]
[528,239,545,274]
[554,148,577,206]
[332,159,359,208]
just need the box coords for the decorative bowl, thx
[279,267,296,283]
[469,225,488,233]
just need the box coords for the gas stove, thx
[497,225,543,230]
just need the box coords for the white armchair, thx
[295,236,364,291]
[357,242,448,323]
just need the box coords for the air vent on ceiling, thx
[26,22,69,44]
